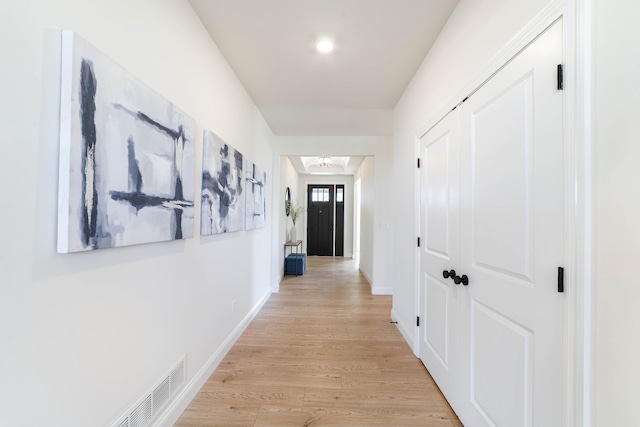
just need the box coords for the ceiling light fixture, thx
[316,39,334,54]
[318,156,332,167]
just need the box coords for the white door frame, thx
[413,0,595,425]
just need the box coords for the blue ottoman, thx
[285,253,306,275]
[292,253,306,273]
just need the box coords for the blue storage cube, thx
[285,253,306,275]
[292,253,306,273]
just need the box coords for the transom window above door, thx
[311,187,330,202]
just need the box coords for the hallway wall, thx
[595,0,640,424]
[278,157,300,280]
[355,157,375,287]
[0,1,274,425]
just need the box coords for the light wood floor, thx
[175,257,461,426]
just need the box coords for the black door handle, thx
[453,275,469,286]
[442,269,456,279]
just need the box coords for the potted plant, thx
[289,202,305,242]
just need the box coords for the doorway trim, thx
[306,184,342,256]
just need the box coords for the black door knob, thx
[454,275,469,286]
[442,269,456,279]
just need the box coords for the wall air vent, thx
[129,395,152,427]
[110,355,186,427]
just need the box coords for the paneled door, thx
[307,185,334,256]
[457,21,564,426]
[419,111,460,408]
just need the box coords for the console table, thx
[284,240,305,276]
[284,240,302,258]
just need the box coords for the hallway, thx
[176,257,461,426]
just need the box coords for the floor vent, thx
[111,355,186,427]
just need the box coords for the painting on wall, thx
[57,31,196,253]
[245,161,267,230]
[201,130,244,235]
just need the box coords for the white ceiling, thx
[189,0,459,136]
[290,156,366,175]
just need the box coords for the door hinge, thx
[558,266,564,292]
[417,316,420,327]
[417,237,421,247]
[417,158,421,168]
[557,64,564,90]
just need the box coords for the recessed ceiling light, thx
[316,39,334,54]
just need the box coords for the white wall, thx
[273,136,393,294]
[392,0,554,351]
[595,0,640,424]
[0,1,274,426]
[277,157,300,282]
[355,157,375,287]
[374,138,394,296]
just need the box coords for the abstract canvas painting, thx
[57,31,196,253]
[201,130,244,235]
[245,161,267,230]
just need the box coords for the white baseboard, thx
[372,286,393,295]
[391,307,416,356]
[359,268,392,295]
[359,267,373,287]
[154,290,271,427]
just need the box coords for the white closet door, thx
[419,111,460,409]
[457,21,564,427]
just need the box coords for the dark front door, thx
[307,185,334,256]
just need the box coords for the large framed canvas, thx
[57,31,196,253]
[201,130,244,235]
[245,161,267,230]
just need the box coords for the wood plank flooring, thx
[175,257,461,426]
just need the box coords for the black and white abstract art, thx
[201,130,244,235]
[245,161,267,230]
[57,31,196,253]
